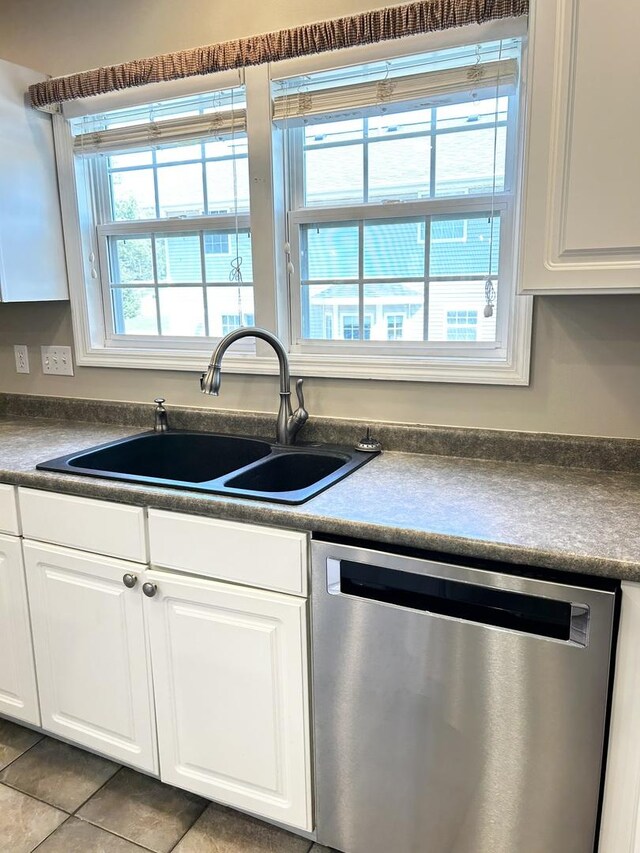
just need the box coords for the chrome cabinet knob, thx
[142,582,158,598]
[122,573,137,588]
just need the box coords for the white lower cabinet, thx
[22,540,158,773]
[0,534,40,725]
[144,569,312,832]
[11,496,312,833]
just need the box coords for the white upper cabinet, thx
[520,0,640,293]
[0,60,68,302]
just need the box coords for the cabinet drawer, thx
[0,484,19,535]
[149,509,308,596]
[19,488,148,563]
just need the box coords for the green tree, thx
[112,196,166,320]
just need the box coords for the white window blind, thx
[272,58,517,127]
[73,108,247,155]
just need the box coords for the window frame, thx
[53,18,532,384]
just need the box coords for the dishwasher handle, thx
[327,558,590,645]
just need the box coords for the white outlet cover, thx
[14,345,29,374]
[41,345,74,376]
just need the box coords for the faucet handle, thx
[153,397,169,433]
[290,378,309,437]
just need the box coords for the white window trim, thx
[53,20,532,386]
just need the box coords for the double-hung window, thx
[68,83,255,351]
[273,35,530,381]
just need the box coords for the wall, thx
[0,0,639,438]
[0,0,385,77]
[1,296,639,437]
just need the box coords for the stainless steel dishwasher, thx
[311,540,618,853]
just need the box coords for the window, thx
[281,74,514,347]
[386,314,404,341]
[205,233,230,255]
[446,310,478,341]
[58,26,531,383]
[222,312,255,335]
[418,217,468,244]
[342,314,372,340]
[70,85,254,342]
[274,35,527,376]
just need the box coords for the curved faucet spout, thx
[201,327,308,445]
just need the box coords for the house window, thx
[342,314,372,340]
[221,312,255,335]
[446,310,478,341]
[204,233,230,255]
[386,314,404,340]
[418,217,468,244]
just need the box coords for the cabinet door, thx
[23,541,157,772]
[0,60,68,302]
[0,534,40,725]
[520,0,640,293]
[145,569,312,831]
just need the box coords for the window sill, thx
[75,332,531,385]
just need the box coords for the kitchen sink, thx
[225,452,347,493]
[66,432,271,483]
[37,430,378,504]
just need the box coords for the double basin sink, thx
[37,430,378,504]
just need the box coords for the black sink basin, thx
[68,432,271,483]
[225,452,347,493]
[37,430,379,504]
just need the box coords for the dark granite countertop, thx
[1,414,640,582]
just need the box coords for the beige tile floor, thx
[0,718,333,853]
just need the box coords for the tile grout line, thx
[164,798,211,853]
[0,732,45,775]
[69,763,123,815]
[70,765,164,853]
[0,740,121,818]
[29,814,73,853]
[73,811,161,853]
[72,813,160,852]
[0,780,73,817]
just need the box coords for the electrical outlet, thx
[14,345,29,374]
[41,346,74,376]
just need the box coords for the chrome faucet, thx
[201,327,309,445]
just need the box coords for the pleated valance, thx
[28,0,528,109]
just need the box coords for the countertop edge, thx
[2,467,637,583]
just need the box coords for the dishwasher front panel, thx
[311,541,617,853]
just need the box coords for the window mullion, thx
[243,63,280,343]
[423,215,431,342]
[150,233,162,335]
[201,141,209,215]
[358,220,364,340]
[429,108,437,199]
[151,149,160,219]
[199,232,210,337]
[363,117,369,204]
